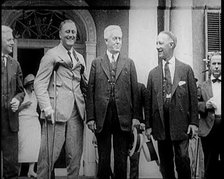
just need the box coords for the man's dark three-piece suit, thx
[87,53,139,179]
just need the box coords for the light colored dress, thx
[18,90,41,163]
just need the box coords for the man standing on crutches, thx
[34,19,87,179]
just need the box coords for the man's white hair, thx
[104,25,122,40]
[2,25,13,35]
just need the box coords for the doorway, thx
[17,48,44,78]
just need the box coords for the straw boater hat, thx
[142,137,158,162]
[129,125,158,162]
[24,74,35,87]
[129,127,144,157]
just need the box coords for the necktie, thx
[164,61,172,95]
[67,51,73,68]
[111,54,116,69]
[110,54,116,81]
[212,78,221,83]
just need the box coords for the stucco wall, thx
[128,0,162,178]
[129,0,159,85]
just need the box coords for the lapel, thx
[171,58,181,98]
[154,63,164,127]
[115,55,126,81]
[57,45,73,69]
[6,56,14,81]
[72,49,81,69]
[101,54,111,80]
[204,80,213,98]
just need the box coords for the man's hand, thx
[87,120,96,133]
[44,107,55,124]
[10,98,20,112]
[24,101,32,108]
[132,118,140,130]
[145,128,152,140]
[140,123,145,131]
[206,97,217,109]
[187,124,198,139]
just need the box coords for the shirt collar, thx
[2,53,8,58]
[59,43,74,54]
[106,50,119,62]
[163,56,175,66]
[168,56,175,64]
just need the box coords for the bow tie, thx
[212,78,221,83]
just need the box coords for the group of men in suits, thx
[1,19,222,179]
[86,26,199,179]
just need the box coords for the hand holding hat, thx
[129,126,159,164]
[129,127,144,157]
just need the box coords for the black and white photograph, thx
[1,0,222,178]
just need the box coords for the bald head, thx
[159,31,177,48]
[156,31,177,61]
[104,25,122,40]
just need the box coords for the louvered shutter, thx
[204,10,221,79]
[205,10,221,53]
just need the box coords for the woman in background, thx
[18,74,41,177]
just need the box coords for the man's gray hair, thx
[160,31,177,48]
[104,25,122,40]
[2,25,13,34]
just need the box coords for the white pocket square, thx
[178,81,186,86]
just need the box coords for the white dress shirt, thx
[162,56,175,84]
[107,50,119,63]
[1,53,8,67]
[211,75,221,115]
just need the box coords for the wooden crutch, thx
[194,137,200,179]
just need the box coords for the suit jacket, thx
[86,54,139,133]
[137,82,150,124]
[198,79,216,137]
[34,43,87,122]
[146,58,198,141]
[1,55,25,132]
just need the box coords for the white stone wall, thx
[128,0,162,178]
[129,0,158,86]
[170,0,194,67]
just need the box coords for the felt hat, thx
[142,137,158,162]
[129,127,144,157]
[24,74,35,86]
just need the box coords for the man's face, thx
[2,31,14,55]
[156,33,174,61]
[105,30,122,54]
[210,55,221,78]
[59,22,77,50]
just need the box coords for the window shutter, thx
[205,10,221,53]
[204,10,221,80]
